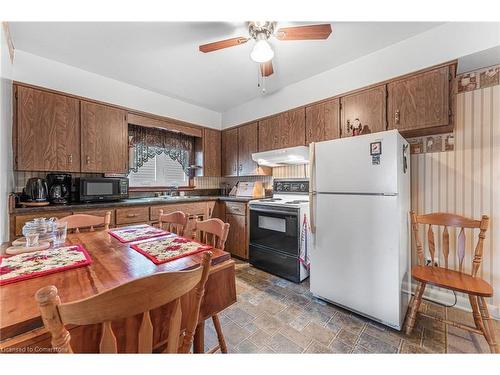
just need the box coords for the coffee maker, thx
[47,173,72,204]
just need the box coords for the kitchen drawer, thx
[249,245,300,283]
[150,202,207,221]
[73,209,115,226]
[225,202,246,216]
[116,206,150,225]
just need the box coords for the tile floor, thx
[203,260,499,354]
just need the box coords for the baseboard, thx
[405,282,500,320]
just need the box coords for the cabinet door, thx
[280,108,306,148]
[221,128,239,177]
[16,86,80,172]
[306,98,340,143]
[340,85,387,138]
[225,213,247,259]
[388,66,450,132]
[258,115,280,152]
[202,128,221,177]
[81,101,127,173]
[238,122,260,176]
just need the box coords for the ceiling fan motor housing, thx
[249,21,276,40]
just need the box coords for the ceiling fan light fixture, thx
[250,38,274,63]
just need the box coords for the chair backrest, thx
[58,212,111,233]
[158,210,188,236]
[193,218,230,251]
[35,252,212,353]
[410,211,489,276]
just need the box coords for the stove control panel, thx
[273,179,309,194]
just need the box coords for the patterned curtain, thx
[128,124,194,174]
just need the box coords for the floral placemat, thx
[130,236,212,265]
[0,244,92,286]
[108,224,170,243]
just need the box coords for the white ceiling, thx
[9,22,443,112]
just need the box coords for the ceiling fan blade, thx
[260,61,274,77]
[276,24,332,41]
[199,37,249,53]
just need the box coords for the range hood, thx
[252,145,309,167]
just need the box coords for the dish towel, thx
[299,213,311,270]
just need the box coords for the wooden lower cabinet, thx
[116,207,150,225]
[9,201,217,241]
[10,199,251,261]
[225,213,247,260]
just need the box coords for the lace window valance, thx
[128,124,194,174]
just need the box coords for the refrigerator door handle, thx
[309,142,316,234]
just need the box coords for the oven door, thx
[249,205,299,256]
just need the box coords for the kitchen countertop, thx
[11,195,259,214]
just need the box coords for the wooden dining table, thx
[0,230,236,353]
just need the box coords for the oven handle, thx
[249,207,299,217]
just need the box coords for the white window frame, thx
[128,153,190,188]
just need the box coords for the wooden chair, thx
[404,211,498,353]
[58,211,111,233]
[192,218,230,354]
[35,252,212,353]
[158,210,188,236]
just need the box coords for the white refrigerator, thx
[309,129,411,330]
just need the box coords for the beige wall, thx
[411,85,500,318]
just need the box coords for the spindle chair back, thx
[404,211,497,353]
[158,210,188,236]
[58,212,111,233]
[35,252,212,353]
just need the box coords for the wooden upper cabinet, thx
[306,98,340,143]
[388,66,450,133]
[221,128,239,177]
[340,85,387,138]
[81,101,128,173]
[202,128,221,177]
[238,122,260,176]
[280,108,306,148]
[258,108,306,151]
[16,86,80,172]
[258,115,280,152]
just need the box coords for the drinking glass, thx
[25,230,40,247]
[53,221,68,246]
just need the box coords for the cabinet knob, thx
[68,154,73,164]
[395,110,400,125]
[126,213,138,218]
[86,155,91,165]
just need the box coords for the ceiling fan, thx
[199,22,332,79]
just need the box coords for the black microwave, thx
[76,177,129,203]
